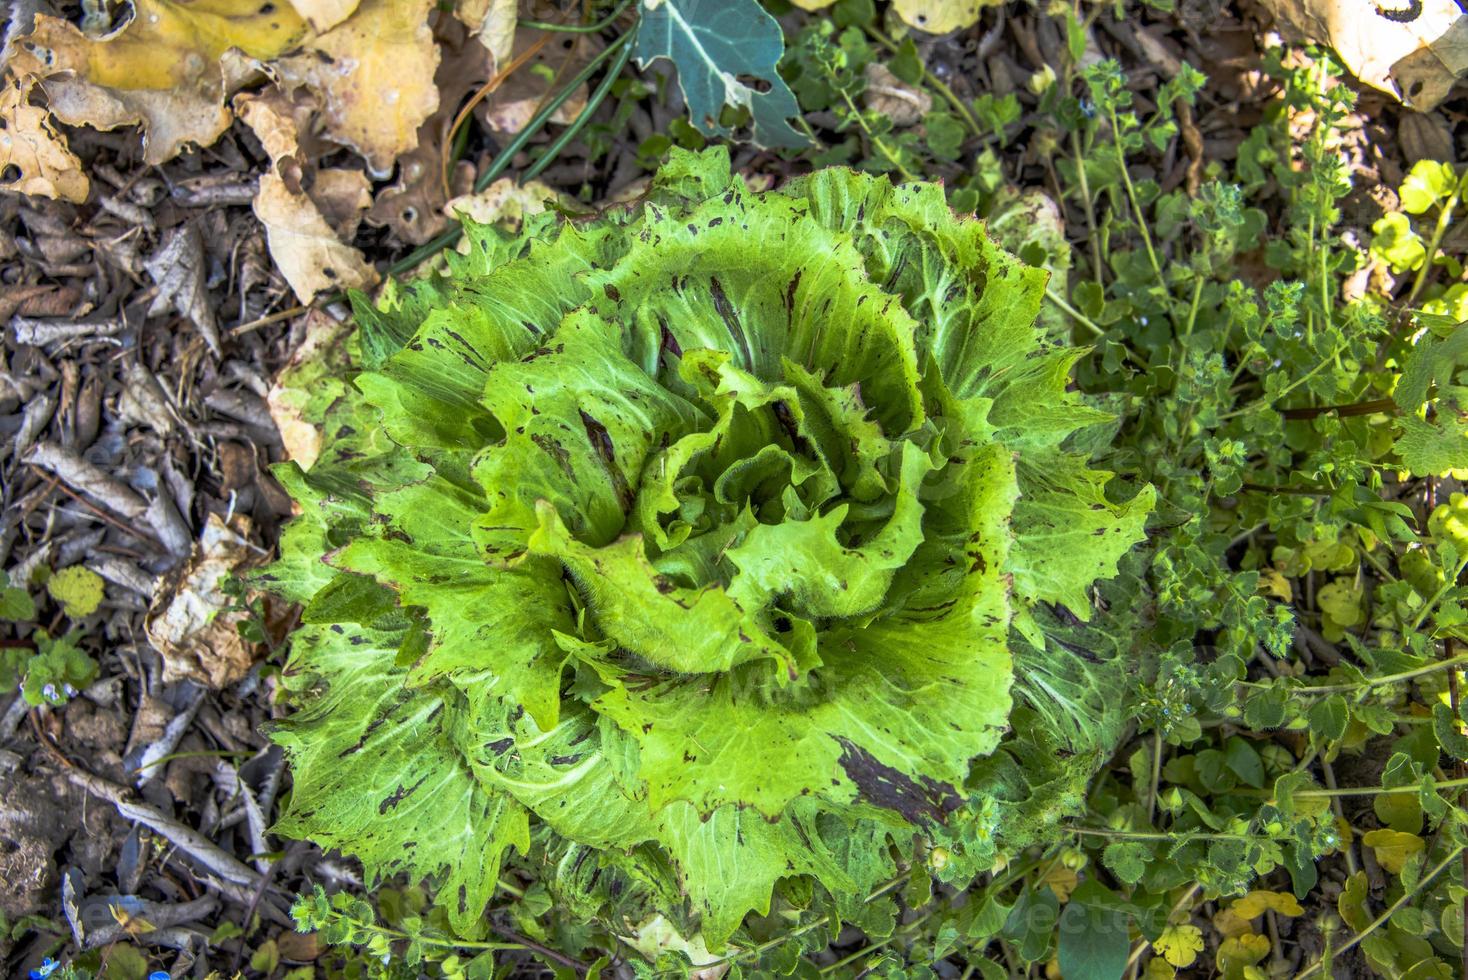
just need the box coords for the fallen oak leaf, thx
[0,78,89,203]
[274,0,440,176]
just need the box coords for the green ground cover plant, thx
[266,6,1468,978]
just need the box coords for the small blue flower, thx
[30,958,60,979]
[149,972,171,980]
[1079,98,1097,119]
[42,683,59,702]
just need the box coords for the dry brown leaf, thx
[0,79,89,203]
[8,4,308,164]
[275,0,440,175]
[235,88,308,164]
[144,222,222,354]
[286,0,363,32]
[445,176,559,239]
[1262,0,1468,110]
[309,168,373,238]
[365,17,488,244]
[1399,111,1455,164]
[145,513,266,688]
[457,0,518,68]
[863,63,931,127]
[254,173,377,302]
[238,89,376,302]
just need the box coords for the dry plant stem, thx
[1319,758,1358,875]
[1405,190,1460,308]
[441,32,556,200]
[490,923,590,975]
[232,304,308,336]
[83,894,219,950]
[11,317,127,345]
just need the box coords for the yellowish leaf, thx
[457,0,518,68]
[1143,957,1175,979]
[445,177,559,241]
[0,79,89,203]
[1040,864,1078,901]
[789,0,838,7]
[1318,579,1364,634]
[110,904,156,936]
[254,172,377,302]
[1362,828,1425,874]
[893,0,991,34]
[8,3,308,164]
[1257,566,1292,601]
[47,566,104,619]
[1216,932,1271,979]
[1215,890,1304,937]
[286,0,362,32]
[1153,924,1204,968]
[275,0,440,175]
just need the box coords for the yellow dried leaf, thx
[275,0,440,175]
[1362,828,1425,874]
[8,3,308,164]
[445,176,559,240]
[1153,924,1204,968]
[237,89,375,302]
[0,80,89,203]
[457,0,518,68]
[893,0,991,34]
[254,172,377,302]
[286,0,362,32]
[789,0,837,7]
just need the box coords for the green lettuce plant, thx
[261,147,1153,948]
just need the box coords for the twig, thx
[492,922,590,975]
